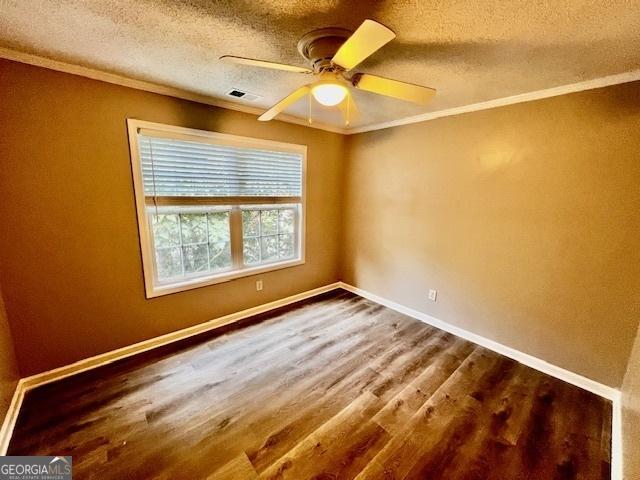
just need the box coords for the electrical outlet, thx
[256,279,263,291]
[428,289,437,302]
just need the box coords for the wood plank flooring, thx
[8,290,612,479]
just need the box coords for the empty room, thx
[0,1,639,479]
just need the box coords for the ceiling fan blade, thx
[353,73,436,105]
[258,85,311,121]
[331,19,395,71]
[220,55,312,74]
[337,91,360,126]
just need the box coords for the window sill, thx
[146,258,305,298]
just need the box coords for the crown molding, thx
[0,47,348,135]
[347,70,640,134]
[1,47,639,137]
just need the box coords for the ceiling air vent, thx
[226,89,261,102]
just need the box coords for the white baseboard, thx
[0,380,26,455]
[611,390,623,480]
[338,282,617,398]
[0,280,624,478]
[20,282,341,391]
[338,281,622,479]
[0,282,341,454]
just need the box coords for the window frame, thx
[127,119,307,298]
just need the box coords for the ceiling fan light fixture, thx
[311,82,348,106]
[226,19,435,123]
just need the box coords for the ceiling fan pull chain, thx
[308,94,313,124]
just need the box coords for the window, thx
[242,207,297,265]
[127,120,306,297]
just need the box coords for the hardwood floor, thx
[8,290,611,479]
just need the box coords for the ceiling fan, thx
[220,19,436,125]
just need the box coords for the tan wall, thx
[343,81,640,387]
[1,55,638,390]
[0,59,344,376]
[623,324,640,479]
[0,282,18,423]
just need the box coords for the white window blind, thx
[129,120,306,297]
[139,134,303,198]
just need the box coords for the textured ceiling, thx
[1,0,639,129]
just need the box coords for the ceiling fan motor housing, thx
[297,28,352,72]
[247,19,435,123]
